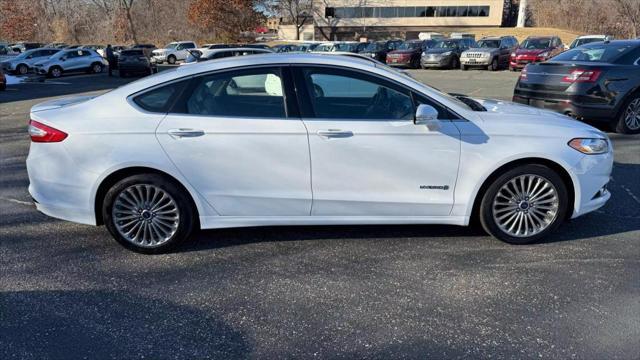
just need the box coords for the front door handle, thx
[317,129,353,138]
[167,128,205,138]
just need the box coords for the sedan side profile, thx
[27,54,613,253]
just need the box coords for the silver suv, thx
[1,48,60,75]
[460,36,518,71]
[34,49,108,78]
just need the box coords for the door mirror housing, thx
[415,104,441,130]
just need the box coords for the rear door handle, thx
[167,128,205,138]
[317,129,353,138]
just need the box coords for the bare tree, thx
[274,0,312,40]
[612,0,640,38]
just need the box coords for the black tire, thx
[102,174,197,254]
[17,64,28,75]
[450,56,459,70]
[490,57,499,71]
[167,55,176,65]
[410,57,420,69]
[0,82,5,91]
[479,164,568,244]
[613,92,640,134]
[48,66,62,78]
[461,65,468,71]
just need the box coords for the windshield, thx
[15,49,37,59]
[165,43,179,49]
[477,40,500,48]
[315,44,333,52]
[552,45,633,63]
[364,42,384,52]
[521,38,551,50]
[571,38,604,48]
[398,42,421,50]
[434,40,459,49]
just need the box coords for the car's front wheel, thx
[91,63,103,74]
[614,93,640,134]
[167,55,176,65]
[48,66,62,78]
[102,174,197,253]
[489,57,499,71]
[17,64,28,75]
[479,164,568,244]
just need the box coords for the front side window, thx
[302,68,414,120]
[178,68,286,118]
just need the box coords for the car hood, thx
[425,48,456,54]
[514,48,549,56]
[31,95,95,113]
[472,98,605,136]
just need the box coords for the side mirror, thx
[414,104,441,131]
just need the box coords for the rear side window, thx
[121,50,144,56]
[173,67,286,118]
[133,81,187,113]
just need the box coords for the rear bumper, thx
[512,93,616,122]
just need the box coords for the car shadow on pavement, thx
[181,161,640,253]
[0,75,134,103]
[0,290,250,359]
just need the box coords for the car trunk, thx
[517,62,611,95]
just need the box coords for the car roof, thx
[577,35,607,39]
[525,36,555,40]
[581,39,640,46]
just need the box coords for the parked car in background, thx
[34,49,108,78]
[118,49,156,77]
[313,42,337,52]
[200,44,230,50]
[272,44,297,53]
[44,43,68,49]
[151,41,197,64]
[65,45,82,49]
[386,40,437,68]
[334,42,368,53]
[130,44,157,50]
[242,43,272,50]
[0,43,16,55]
[293,43,320,52]
[568,35,613,50]
[510,36,564,71]
[460,36,518,71]
[26,53,613,252]
[183,47,273,64]
[359,40,403,62]
[0,67,6,90]
[1,48,60,75]
[421,38,476,69]
[10,42,41,53]
[513,40,640,134]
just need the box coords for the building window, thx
[327,6,490,19]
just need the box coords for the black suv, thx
[359,40,404,63]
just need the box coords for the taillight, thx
[562,69,602,83]
[28,120,68,143]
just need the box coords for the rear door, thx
[293,66,461,216]
[155,66,312,216]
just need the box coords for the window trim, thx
[291,64,459,121]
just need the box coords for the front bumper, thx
[460,57,491,66]
[570,150,614,219]
[151,54,166,63]
[510,56,544,69]
[421,54,453,68]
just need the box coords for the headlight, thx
[483,53,491,58]
[538,51,549,58]
[442,51,452,56]
[568,138,609,154]
[421,52,426,56]
[511,52,516,57]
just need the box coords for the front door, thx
[155,66,312,216]
[293,66,461,216]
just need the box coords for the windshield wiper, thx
[448,93,487,111]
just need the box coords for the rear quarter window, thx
[132,80,187,113]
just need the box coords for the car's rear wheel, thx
[167,55,176,65]
[614,94,640,134]
[489,57,499,71]
[91,63,103,74]
[102,174,197,253]
[17,64,28,75]
[48,66,62,78]
[450,56,459,70]
[479,164,568,244]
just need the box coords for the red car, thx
[386,39,437,69]
[0,68,6,91]
[509,36,565,71]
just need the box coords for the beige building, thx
[313,0,506,40]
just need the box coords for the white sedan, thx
[27,54,613,253]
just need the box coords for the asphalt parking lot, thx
[1,69,639,359]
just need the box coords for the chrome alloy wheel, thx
[492,175,560,238]
[112,184,180,247]
[624,98,640,131]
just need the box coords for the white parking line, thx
[0,197,34,206]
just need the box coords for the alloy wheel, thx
[51,68,61,77]
[112,184,180,247]
[93,64,102,73]
[624,98,640,131]
[492,174,559,238]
